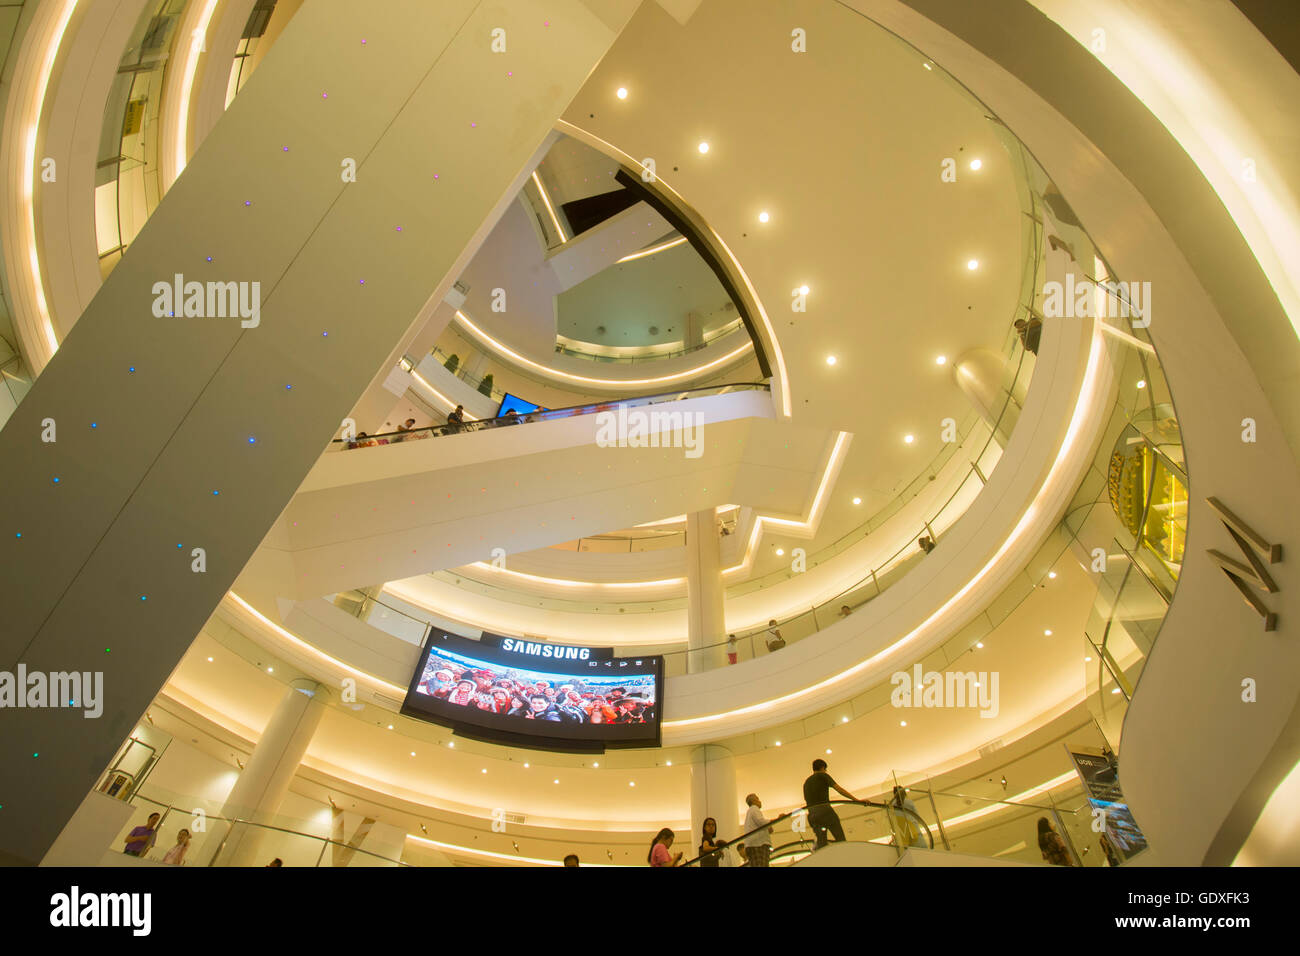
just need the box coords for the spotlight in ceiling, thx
[774,740,782,747]
[922,62,933,71]
[935,355,947,365]
[841,716,849,723]
[967,259,980,271]
[410,751,416,757]
[592,762,599,768]
[826,355,837,366]
[1085,656,1093,663]
[1136,379,1147,389]
[698,142,710,154]
[206,657,213,662]
[976,641,984,649]
[1112,688,1122,695]
[969,158,983,171]
[1048,571,1058,579]
[799,284,810,295]
[852,496,862,505]
[900,720,908,727]
[447,742,454,748]
[387,724,393,730]
[775,548,785,556]
[758,211,770,223]
[629,781,636,787]
[1044,629,1053,636]
[825,748,832,755]
[481,768,487,774]
[524,762,530,768]
[616,87,628,100]
[554,778,560,784]
[666,760,672,766]
[904,434,915,444]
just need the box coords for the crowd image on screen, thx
[415,649,656,726]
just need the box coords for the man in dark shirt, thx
[803,759,860,850]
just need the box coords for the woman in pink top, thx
[161,828,191,865]
[647,828,682,867]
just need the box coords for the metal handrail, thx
[677,799,897,866]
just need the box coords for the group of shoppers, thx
[645,759,925,867]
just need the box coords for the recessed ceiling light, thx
[266,667,273,673]
[1136,379,1147,389]
[976,641,984,649]
[935,355,947,365]
[967,259,979,271]
[410,751,416,757]
[1044,629,1053,636]
[447,742,454,748]
[666,760,672,766]
[825,748,832,755]
[758,211,770,223]
[387,724,393,730]
[698,142,710,154]
[592,762,599,768]
[826,355,837,366]
[904,434,915,444]
[775,548,785,556]
[774,740,782,747]
[922,62,933,70]
[969,159,982,171]
[1085,656,1093,662]
[629,781,635,787]
[841,716,849,723]
[554,778,560,784]
[852,496,862,505]
[616,87,628,99]
[1111,688,1122,695]
[900,720,908,727]
[1048,571,1058,579]
[206,657,213,662]
[798,284,810,295]
[481,768,487,773]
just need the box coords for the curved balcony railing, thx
[553,318,747,365]
[327,381,771,450]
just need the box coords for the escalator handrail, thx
[678,799,891,867]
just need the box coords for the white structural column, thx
[689,744,737,862]
[213,680,326,867]
[684,510,726,672]
[952,347,1020,447]
[0,0,642,866]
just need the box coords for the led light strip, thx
[407,833,617,867]
[616,235,688,263]
[21,0,81,358]
[173,0,221,180]
[454,308,753,388]
[531,170,567,243]
[933,771,1080,830]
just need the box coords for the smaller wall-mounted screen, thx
[401,630,662,752]
[496,393,541,418]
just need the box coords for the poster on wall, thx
[1069,749,1149,864]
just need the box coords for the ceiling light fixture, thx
[698,142,710,154]
[852,497,861,505]
[976,642,984,649]
[1044,629,1053,636]
[798,285,810,295]
[969,159,982,171]
[1136,379,1147,389]
[615,235,688,264]
[775,548,785,556]
[826,355,837,366]
[616,87,628,99]
[967,259,979,271]
[935,355,947,365]
[904,434,915,444]
[758,211,770,223]
[1048,571,1058,579]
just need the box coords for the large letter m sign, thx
[1206,497,1283,631]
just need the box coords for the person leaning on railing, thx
[803,759,860,850]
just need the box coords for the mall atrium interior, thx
[0,0,1298,869]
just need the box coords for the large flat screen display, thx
[496,393,541,418]
[401,629,662,752]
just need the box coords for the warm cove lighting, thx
[662,321,1110,732]
[454,310,751,388]
[530,171,567,243]
[21,0,81,359]
[174,0,220,180]
[409,834,614,867]
[616,235,688,263]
